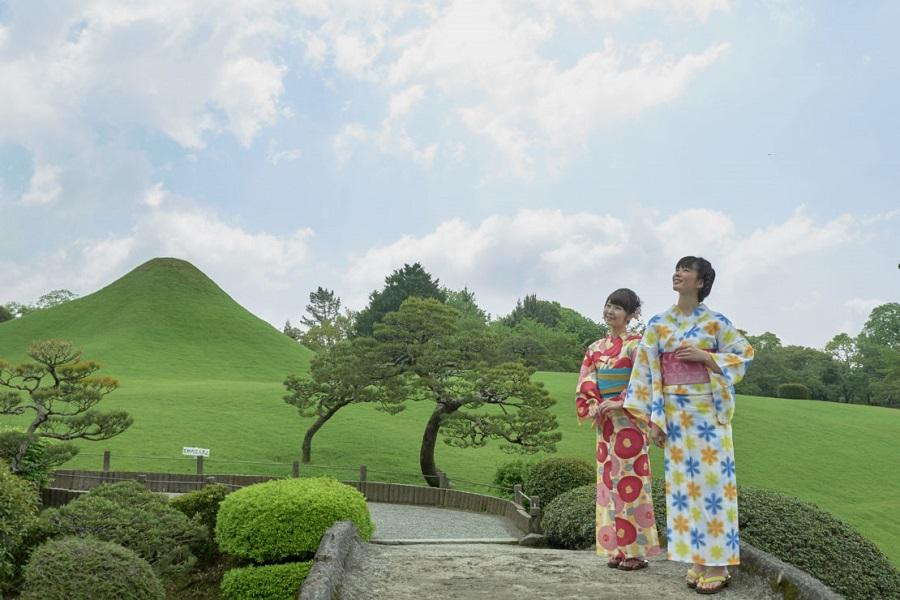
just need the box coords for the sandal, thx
[686,568,703,588]
[607,553,624,568]
[696,574,731,595]
[618,557,649,571]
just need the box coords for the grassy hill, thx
[0,257,312,380]
[0,258,897,567]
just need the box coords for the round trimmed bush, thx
[42,481,205,578]
[777,382,810,400]
[20,536,164,600]
[0,460,39,589]
[216,477,374,563]
[738,486,900,600]
[492,459,534,500]
[220,562,313,600]
[542,484,595,549]
[170,483,231,562]
[525,457,593,508]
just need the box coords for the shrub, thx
[525,457,594,508]
[738,486,900,600]
[220,562,313,600]
[170,484,231,562]
[492,459,534,500]
[542,484,596,549]
[19,536,164,600]
[42,481,205,578]
[216,477,374,563]
[0,429,78,487]
[777,383,809,400]
[0,461,39,590]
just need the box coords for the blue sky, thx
[0,0,897,348]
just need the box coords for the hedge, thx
[777,383,810,400]
[524,457,594,508]
[220,562,313,600]
[216,477,374,563]
[492,459,534,500]
[170,483,231,562]
[0,460,39,590]
[20,536,164,600]
[542,484,596,549]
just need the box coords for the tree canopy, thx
[354,263,446,336]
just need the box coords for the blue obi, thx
[596,367,630,400]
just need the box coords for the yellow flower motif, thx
[691,507,702,522]
[705,472,720,488]
[726,507,737,523]
[724,354,743,367]
[638,349,649,365]
[744,345,755,358]
[728,555,740,566]
[670,446,684,463]
[684,436,696,451]
[724,482,737,501]
[664,403,676,418]
[675,542,691,558]
[704,321,721,335]
[653,379,663,393]
[657,325,672,338]
[673,514,690,534]
[709,546,724,561]
[634,384,650,402]
[673,471,685,486]
[680,412,694,429]
[707,518,725,537]
[721,388,732,401]
[701,446,718,465]
[696,401,711,415]
[645,331,658,345]
[687,481,702,500]
[673,385,689,395]
[723,330,735,344]
[721,436,733,451]
[692,553,706,566]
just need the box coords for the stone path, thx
[337,503,782,600]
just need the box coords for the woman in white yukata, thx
[624,256,753,595]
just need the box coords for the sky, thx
[0,0,898,349]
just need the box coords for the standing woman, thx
[576,288,661,571]
[624,257,753,594]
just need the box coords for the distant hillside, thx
[0,258,312,381]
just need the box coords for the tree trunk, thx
[302,404,343,463]
[420,402,459,487]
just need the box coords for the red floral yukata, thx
[576,333,661,561]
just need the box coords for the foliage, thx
[19,536,164,600]
[42,481,205,578]
[298,311,354,352]
[220,562,312,600]
[859,302,900,349]
[215,477,373,563]
[0,340,131,472]
[558,306,607,347]
[375,298,561,486]
[170,484,232,563]
[354,262,446,336]
[542,484,596,549]
[524,457,594,508]
[0,460,39,590]
[34,289,78,310]
[0,428,78,486]
[738,486,900,600]
[444,286,489,323]
[299,287,342,330]
[284,337,404,462]
[0,305,12,323]
[492,458,535,499]
[491,318,584,372]
[777,383,810,400]
[501,294,561,328]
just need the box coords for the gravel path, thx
[368,502,521,541]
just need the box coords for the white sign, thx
[182,447,210,457]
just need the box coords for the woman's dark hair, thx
[676,256,715,302]
[606,288,642,316]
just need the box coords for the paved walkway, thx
[340,503,781,600]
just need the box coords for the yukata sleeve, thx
[707,315,755,425]
[623,328,667,434]
[575,347,601,427]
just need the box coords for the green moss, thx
[215,477,373,563]
[20,536,164,600]
[221,562,312,600]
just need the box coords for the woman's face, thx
[603,301,631,331]
[672,264,703,298]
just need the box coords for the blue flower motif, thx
[685,457,700,477]
[690,528,706,549]
[726,529,740,551]
[664,458,671,473]
[648,315,661,326]
[692,306,703,317]
[667,422,683,442]
[667,526,673,540]
[684,325,701,338]
[713,397,723,413]
[675,394,691,408]
[720,457,736,478]
[704,493,723,515]
[672,491,688,512]
[652,398,665,416]
[697,422,717,442]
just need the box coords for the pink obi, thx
[661,352,711,386]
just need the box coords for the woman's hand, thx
[674,346,710,363]
[650,423,667,448]
[598,397,623,419]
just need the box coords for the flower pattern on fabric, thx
[623,304,753,567]
[576,333,661,560]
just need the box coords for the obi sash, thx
[661,351,711,386]
[596,367,630,400]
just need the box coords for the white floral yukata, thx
[623,304,753,566]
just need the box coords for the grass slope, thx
[0,257,312,380]
[0,259,897,566]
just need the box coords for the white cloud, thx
[19,163,62,206]
[141,182,169,208]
